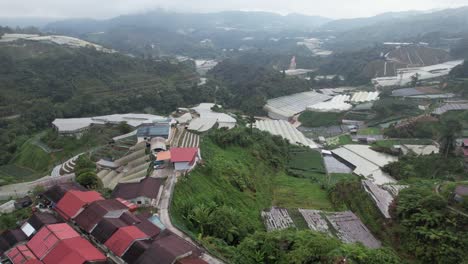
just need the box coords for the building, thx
[170,148,200,172]
[188,103,236,132]
[43,182,87,204]
[104,226,151,257]
[7,223,107,264]
[21,212,61,238]
[55,190,103,220]
[0,229,28,256]
[74,199,129,233]
[52,113,167,138]
[454,185,468,203]
[461,139,468,165]
[264,91,332,120]
[137,120,172,142]
[111,177,164,206]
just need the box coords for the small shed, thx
[454,185,468,203]
[14,196,32,209]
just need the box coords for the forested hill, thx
[0,41,211,164]
[208,53,312,113]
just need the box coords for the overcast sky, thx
[0,0,467,19]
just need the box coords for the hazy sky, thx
[0,0,467,19]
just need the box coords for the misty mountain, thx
[324,7,468,50]
[320,10,425,32]
[44,10,331,34]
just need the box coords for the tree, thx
[117,121,132,134]
[410,73,420,87]
[76,171,100,189]
[439,118,462,158]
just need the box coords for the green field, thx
[0,164,40,185]
[326,135,352,148]
[357,127,382,135]
[272,173,333,210]
[298,112,344,127]
[288,147,325,174]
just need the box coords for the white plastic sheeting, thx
[350,92,380,103]
[332,145,397,185]
[189,103,237,132]
[307,95,352,112]
[53,114,167,133]
[264,91,332,120]
[372,60,464,87]
[255,120,318,148]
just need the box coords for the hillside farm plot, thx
[0,164,38,184]
[288,147,325,175]
[326,211,381,248]
[261,207,296,231]
[272,174,333,210]
[298,209,329,233]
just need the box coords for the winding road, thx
[157,169,224,264]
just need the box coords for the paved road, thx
[158,170,224,264]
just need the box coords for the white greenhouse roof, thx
[53,113,166,133]
[332,145,397,185]
[255,120,318,148]
[350,92,380,103]
[188,103,236,132]
[307,95,352,112]
[264,91,332,119]
[372,60,464,87]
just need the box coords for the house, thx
[111,177,164,206]
[14,196,32,209]
[55,190,103,220]
[43,182,87,204]
[149,137,167,153]
[13,223,106,264]
[137,121,172,142]
[74,199,129,233]
[135,230,201,264]
[91,211,160,244]
[0,229,28,256]
[170,148,200,172]
[21,212,61,238]
[454,185,468,203]
[104,226,150,257]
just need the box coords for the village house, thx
[170,148,201,172]
[111,177,164,207]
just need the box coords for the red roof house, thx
[55,190,103,220]
[104,226,150,257]
[26,223,80,259]
[6,245,40,264]
[170,148,200,171]
[170,148,199,163]
[42,237,106,264]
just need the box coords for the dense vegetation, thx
[0,42,207,167]
[172,128,398,261]
[208,55,312,113]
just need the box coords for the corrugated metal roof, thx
[42,236,106,264]
[7,245,38,264]
[55,190,103,220]
[105,226,149,257]
[27,224,80,260]
[170,148,199,163]
[264,91,332,119]
[74,199,128,233]
[111,177,164,201]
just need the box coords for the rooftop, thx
[56,190,103,220]
[111,177,164,201]
[26,223,80,259]
[42,236,106,264]
[170,148,199,163]
[105,226,150,257]
[455,185,468,196]
[74,199,128,233]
